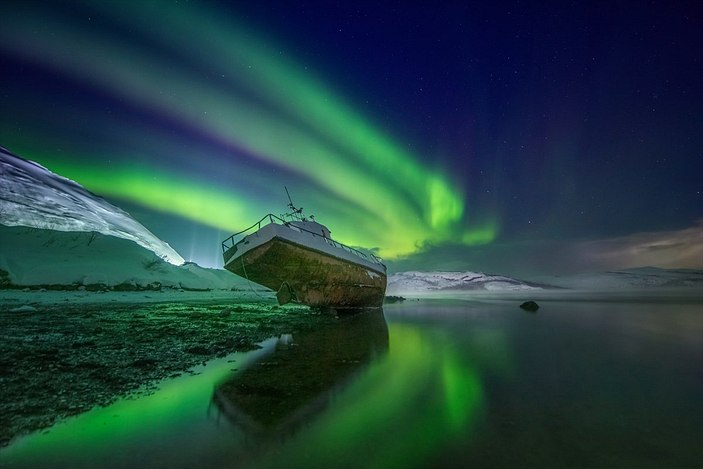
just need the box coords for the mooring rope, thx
[240,254,265,299]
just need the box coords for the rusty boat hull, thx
[222,216,387,308]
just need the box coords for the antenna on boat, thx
[285,186,294,210]
[284,186,305,221]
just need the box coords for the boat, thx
[221,191,387,308]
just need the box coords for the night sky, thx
[1,1,701,275]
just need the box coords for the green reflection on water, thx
[255,323,487,468]
[1,314,499,468]
[442,355,482,430]
[0,343,275,467]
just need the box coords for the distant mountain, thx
[0,225,246,290]
[387,268,703,295]
[387,271,542,295]
[0,146,184,265]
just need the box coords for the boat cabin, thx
[289,220,331,238]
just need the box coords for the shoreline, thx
[0,294,336,447]
[2,288,700,448]
[0,288,274,306]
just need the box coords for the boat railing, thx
[222,213,385,266]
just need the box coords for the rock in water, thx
[384,295,406,304]
[520,301,539,312]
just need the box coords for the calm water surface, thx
[2,294,702,468]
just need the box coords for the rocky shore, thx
[0,296,335,447]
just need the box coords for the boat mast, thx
[284,186,305,221]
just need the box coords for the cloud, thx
[578,220,703,271]
[388,221,703,276]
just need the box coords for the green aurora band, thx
[0,1,497,259]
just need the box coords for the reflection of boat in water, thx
[221,191,387,308]
[212,309,388,436]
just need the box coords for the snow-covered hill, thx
[387,271,542,295]
[0,146,184,265]
[0,225,246,290]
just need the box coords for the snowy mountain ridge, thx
[387,270,542,294]
[0,146,184,265]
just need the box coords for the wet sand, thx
[0,293,335,447]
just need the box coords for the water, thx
[1,294,702,468]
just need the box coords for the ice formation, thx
[0,146,184,265]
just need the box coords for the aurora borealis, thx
[1,1,701,273]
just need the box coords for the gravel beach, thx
[0,292,336,447]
